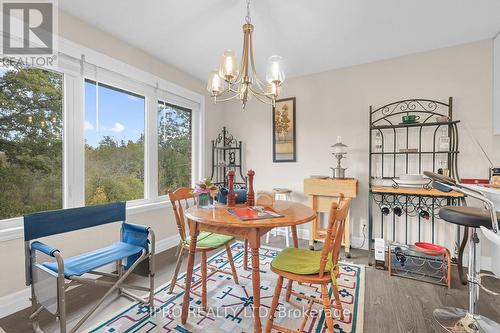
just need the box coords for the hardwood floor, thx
[1,236,499,332]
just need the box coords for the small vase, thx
[198,193,211,207]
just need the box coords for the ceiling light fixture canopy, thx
[207,0,285,109]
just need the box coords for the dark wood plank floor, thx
[1,237,499,332]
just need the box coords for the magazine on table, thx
[227,206,283,221]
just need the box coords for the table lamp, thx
[331,136,348,178]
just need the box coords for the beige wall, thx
[220,40,499,256]
[0,11,224,299]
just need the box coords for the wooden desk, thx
[304,178,358,255]
[182,201,316,333]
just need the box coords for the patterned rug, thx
[89,242,364,333]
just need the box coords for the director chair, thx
[24,202,155,333]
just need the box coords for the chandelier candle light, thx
[207,0,285,109]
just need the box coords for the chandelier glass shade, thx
[206,0,285,109]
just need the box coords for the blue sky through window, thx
[85,80,145,147]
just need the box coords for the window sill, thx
[0,199,171,242]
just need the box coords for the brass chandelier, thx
[206,0,285,109]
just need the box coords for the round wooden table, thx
[181,200,316,333]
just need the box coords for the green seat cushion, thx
[271,247,333,275]
[186,232,234,248]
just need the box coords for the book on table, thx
[227,206,283,221]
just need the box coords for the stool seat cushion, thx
[43,242,144,278]
[439,206,500,229]
[186,232,234,248]
[271,248,333,275]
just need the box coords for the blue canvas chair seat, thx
[42,242,144,278]
[24,202,156,333]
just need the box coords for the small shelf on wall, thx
[214,146,240,150]
[371,120,460,130]
[370,186,464,198]
[370,151,459,155]
[213,164,241,168]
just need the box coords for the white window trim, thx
[0,36,205,240]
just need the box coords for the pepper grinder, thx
[247,169,255,206]
[227,170,236,207]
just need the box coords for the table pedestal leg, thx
[181,220,199,325]
[249,229,262,333]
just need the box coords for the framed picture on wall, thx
[272,97,296,162]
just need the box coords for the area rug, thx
[89,242,364,333]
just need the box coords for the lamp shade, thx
[219,50,238,81]
[331,142,348,154]
[207,70,224,96]
[265,55,285,84]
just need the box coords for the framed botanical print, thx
[272,97,296,162]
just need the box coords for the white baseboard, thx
[0,288,31,320]
[0,234,180,319]
[461,254,492,272]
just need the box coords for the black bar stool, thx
[424,172,500,333]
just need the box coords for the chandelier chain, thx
[245,0,251,23]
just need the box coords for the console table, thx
[304,177,358,256]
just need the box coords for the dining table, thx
[181,200,317,333]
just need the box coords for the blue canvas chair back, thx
[24,202,126,241]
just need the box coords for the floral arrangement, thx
[193,178,218,195]
[193,178,218,207]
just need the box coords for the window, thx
[158,101,192,195]
[0,45,204,230]
[84,79,145,204]
[0,65,63,219]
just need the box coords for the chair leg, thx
[225,243,239,285]
[149,257,155,312]
[244,239,249,270]
[265,230,271,244]
[117,260,124,295]
[321,283,334,333]
[30,285,43,333]
[285,279,293,302]
[332,282,344,321]
[285,227,290,247]
[201,250,208,311]
[169,246,184,294]
[265,275,284,333]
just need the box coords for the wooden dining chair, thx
[167,187,240,311]
[265,195,351,333]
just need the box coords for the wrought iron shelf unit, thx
[211,127,247,189]
[370,151,459,155]
[368,97,463,267]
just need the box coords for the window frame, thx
[0,36,205,240]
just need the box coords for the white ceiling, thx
[59,0,500,82]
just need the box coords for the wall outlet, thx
[359,218,367,236]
